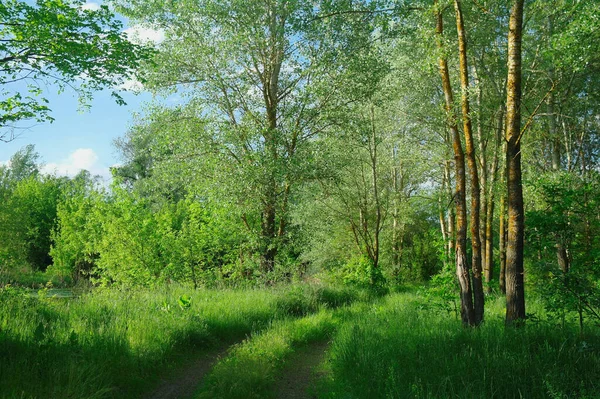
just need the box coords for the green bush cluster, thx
[273,283,362,317]
[526,172,600,329]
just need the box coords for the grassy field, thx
[195,303,370,399]
[317,293,600,399]
[0,283,361,399]
[1,285,598,399]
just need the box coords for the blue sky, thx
[0,1,165,181]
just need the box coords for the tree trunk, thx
[544,16,569,273]
[260,93,279,274]
[505,0,526,326]
[454,0,484,325]
[444,159,456,263]
[259,8,286,275]
[485,107,504,293]
[392,147,403,269]
[438,190,449,267]
[478,118,490,293]
[370,106,381,273]
[260,189,277,273]
[499,155,507,294]
[436,3,475,326]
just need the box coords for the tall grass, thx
[0,283,361,399]
[318,293,600,399]
[195,310,337,399]
[196,301,372,399]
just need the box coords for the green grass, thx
[195,298,374,399]
[317,293,600,399]
[4,284,597,399]
[195,305,363,399]
[0,267,67,288]
[0,283,362,399]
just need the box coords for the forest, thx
[1,0,599,398]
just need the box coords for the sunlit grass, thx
[5,285,596,399]
[317,293,600,399]
[0,283,362,399]
[196,302,370,399]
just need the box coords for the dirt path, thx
[274,341,329,399]
[147,344,229,399]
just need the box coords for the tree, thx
[527,172,600,331]
[0,0,152,141]
[7,144,40,181]
[504,0,526,325]
[434,0,474,326]
[49,170,103,283]
[114,0,383,275]
[0,145,64,271]
[309,103,390,288]
[0,175,65,270]
[453,0,484,324]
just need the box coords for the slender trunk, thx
[392,148,399,267]
[485,199,494,291]
[545,16,569,273]
[454,0,484,324]
[505,0,526,325]
[499,185,507,294]
[548,89,561,171]
[445,159,456,262]
[261,94,279,274]
[392,215,400,267]
[260,9,286,275]
[439,158,449,268]
[261,190,277,273]
[439,188,449,268]
[436,3,475,326]
[370,106,381,273]
[475,72,489,292]
[485,107,504,293]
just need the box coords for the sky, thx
[0,1,166,181]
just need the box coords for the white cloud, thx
[118,76,144,92]
[42,149,110,180]
[124,25,165,45]
[81,2,101,11]
[0,160,11,168]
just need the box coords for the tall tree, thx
[453,0,484,324]
[435,1,475,326]
[115,0,382,274]
[504,0,526,325]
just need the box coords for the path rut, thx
[147,344,229,399]
[274,341,329,399]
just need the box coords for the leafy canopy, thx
[0,0,153,141]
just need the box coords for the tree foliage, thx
[0,0,152,141]
[1,0,599,332]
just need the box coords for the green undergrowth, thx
[0,282,363,399]
[195,302,369,399]
[0,268,67,289]
[317,293,600,399]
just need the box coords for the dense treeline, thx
[1,0,600,328]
